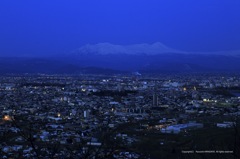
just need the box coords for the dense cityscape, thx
[0,73,239,158]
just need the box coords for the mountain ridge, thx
[73,42,186,55]
[73,42,240,56]
[1,42,240,74]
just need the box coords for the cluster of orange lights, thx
[3,115,12,121]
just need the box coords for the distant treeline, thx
[92,90,137,97]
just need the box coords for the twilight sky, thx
[0,0,240,57]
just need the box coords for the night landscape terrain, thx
[1,0,240,159]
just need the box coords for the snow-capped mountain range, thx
[74,42,185,55]
[74,42,240,56]
[1,42,240,74]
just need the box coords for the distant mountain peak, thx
[72,42,240,57]
[74,42,186,55]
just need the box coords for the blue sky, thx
[0,0,240,56]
